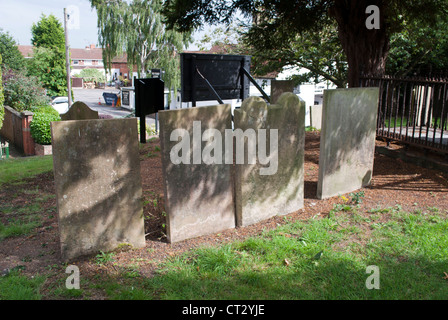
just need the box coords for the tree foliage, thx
[249,22,348,88]
[387,13,448,77]
[29,14,67,97]
[0,29,26,71]
[27,47,67,97]
[195,21,348,87]
[91,0,192,97]
[75,68,106,83]
[31,14,65,51]
[163,0,448,87]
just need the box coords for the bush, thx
[3,70,49,112]
[30,106,60,145]
[75,68,106,83]
[2,68,50,112]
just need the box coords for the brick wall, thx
[0,106,35,156]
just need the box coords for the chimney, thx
[90,44,95,49]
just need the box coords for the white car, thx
[51,96,69,114]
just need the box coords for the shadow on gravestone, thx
[158,104,235,243]
[51,118,145,261]
[234,93,305,227]
[317,87,379,200]
[60,101,99,121]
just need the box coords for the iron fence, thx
[360,75,448,154]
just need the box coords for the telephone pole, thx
[63,8,73,106]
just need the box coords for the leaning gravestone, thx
[159,104,235,243]
[60,101,99,121]
[317,87,379,199]
[233,93,305,227]
[51,118,145,261]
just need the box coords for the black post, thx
[191,55,196,107]
[241,67,270,103]
[196,67,224,105]
[140,115,146,144]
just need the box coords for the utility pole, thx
[64,8,73,106]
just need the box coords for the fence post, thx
[21,111,35,156]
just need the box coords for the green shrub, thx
[2,68,50,112]
[75,68,106,83]
[30,106,60,145]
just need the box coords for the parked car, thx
[51,96,69,114]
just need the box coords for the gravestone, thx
[51,118,145,261]
[159,104,235,243]
[310,105,323,130]
[270,80,295,104]
[60,101,99,121]
[317,87,379,199]
[233,93,305,227]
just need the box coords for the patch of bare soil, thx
[1,132,447,296]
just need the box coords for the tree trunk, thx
[330,0,389,87]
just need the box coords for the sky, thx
[0,0,203,50]
[0,0,99,48]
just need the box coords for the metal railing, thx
[360,75,448,154]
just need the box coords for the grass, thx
[1,157,447,300]
[382,117,448,130]
[0,155,56,240]
[1,202,447,300]
[0,187,56,241]
[305,126,319,132]
[137,205,448,300]
[0,155,53,185]
[0,208,42,240]
[0,270,46,300]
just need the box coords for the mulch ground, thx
[1,132,447,292]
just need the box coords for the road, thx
[73,87,159,128]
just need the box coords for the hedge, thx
[30,106,60,145]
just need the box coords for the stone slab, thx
[51,118,145,261]
[159,104,235,243]
[35,143,52,156]
[317,87,379,199]
[270,80,295,104]
[310,104,322,130]
[61,101,99,121]
[234,93,305,227]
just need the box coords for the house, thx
[108,54,138,84]
[17,45,34,59]
[70,44,104,75]
[18,44,113,85]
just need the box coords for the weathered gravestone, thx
[270,80,295,104]
[51,118,145,261]
[233,93,305,227]
[60,101,99,121]
[159,104,235,243]
[317,87,379,199]
[310,105,323,130]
